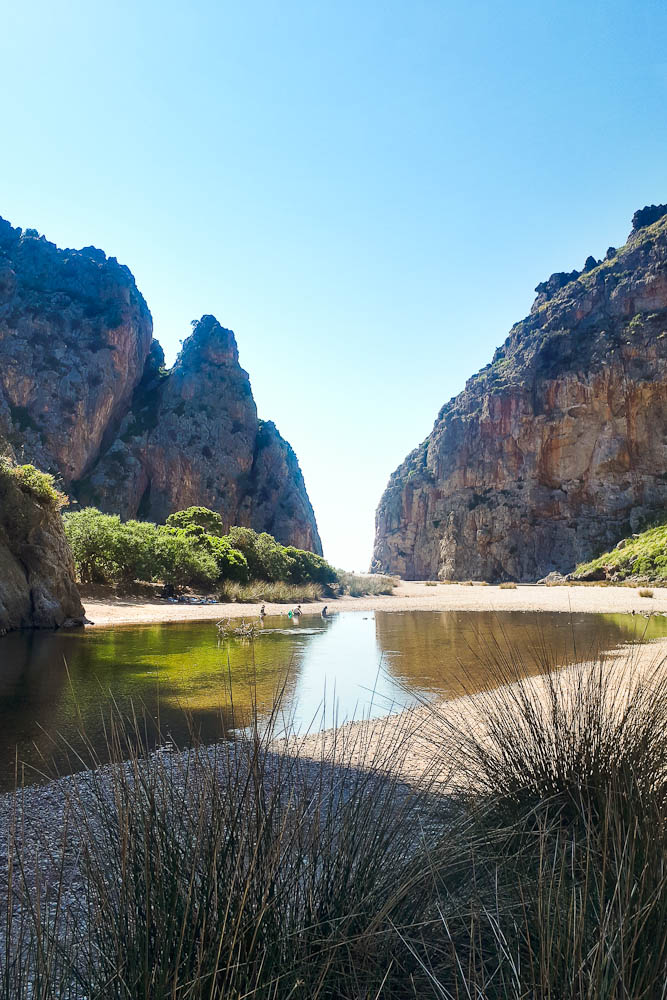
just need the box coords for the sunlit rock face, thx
[80,316,323,554]
[0,219,153,483]
[0,220,321,554]
[372,206,667,582]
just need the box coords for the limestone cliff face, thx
[0,220,321,554]
[0,470,84,632]
[0,219,153,483]
[373,206,667,582]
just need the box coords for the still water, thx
[0,609,665,790]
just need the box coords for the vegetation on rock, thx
[0,459,84,630]
[573,521,667,582]
[0,459,68,510]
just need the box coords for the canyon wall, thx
[372,206,667,581]
[0,220,321,554]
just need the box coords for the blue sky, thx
[2,0,666,569]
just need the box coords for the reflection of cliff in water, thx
[0,618,311,790]
[374,610,667,699]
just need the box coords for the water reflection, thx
[373,610,666,698]
[0,610,665,790]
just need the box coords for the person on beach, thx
[321,606,328,618]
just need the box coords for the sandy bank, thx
[82,580,667,628]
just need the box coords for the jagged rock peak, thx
[179,314,241,368]
[631,203,667,233]
[373,204,667,582]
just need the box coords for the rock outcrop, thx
[373,206,667,582]
[77,316,322,553]
[0,467,84,632]
[0,220,321,554]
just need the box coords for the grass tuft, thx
[498,581,517,589]
[335,572,397,597]
[218,579,324,603]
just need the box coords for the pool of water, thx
[0,609,665,790]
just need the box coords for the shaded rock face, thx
[0,220,321,554]
[373,207,667,582]
[0,473,84,632]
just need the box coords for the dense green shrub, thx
[154,528,219,589]
[62,507,335,592]
[63,508,128,583]
[283,545,338,585]
[165,506,225,537]
[226,526,338,585]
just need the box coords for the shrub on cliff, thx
[0,458,68,511]
[573,522,667,582]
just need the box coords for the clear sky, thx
[2,1,666,569]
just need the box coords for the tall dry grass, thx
[218,579,325,603]
[335,572,397,597]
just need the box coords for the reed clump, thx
[218,579,325,603]
[335,572,397,597]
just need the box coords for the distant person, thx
[259,603,266,618]
[321,606,328,618]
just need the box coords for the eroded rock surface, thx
[373,206,667,581]
[0,220,321,553]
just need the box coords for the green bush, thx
[63,508,127,583]
[283,546,338,585]
[155,528,219,590]
[226,526,338,585]
[62,507,334,592]
[165,506,225,536]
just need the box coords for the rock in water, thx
[372,205,667,582]
[0,467,84,632]
[0,221,321,554]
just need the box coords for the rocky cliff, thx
[373,205,667,582]
[0,464,84,632]
[0,220,321,554]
